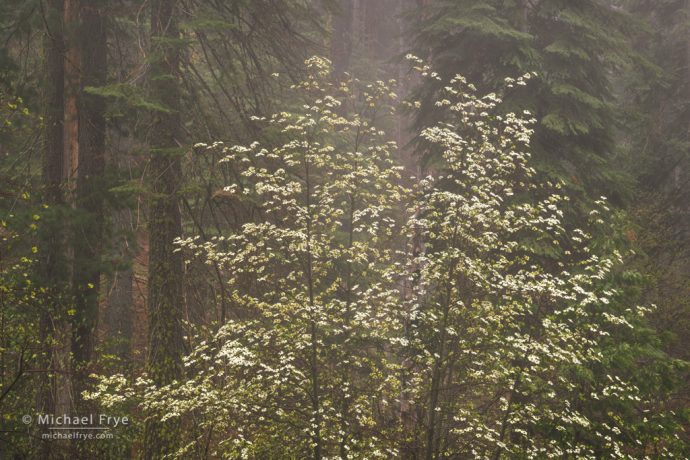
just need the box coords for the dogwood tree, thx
[401,58,686,459]
[86,58,687,459]
[121,57,407,459]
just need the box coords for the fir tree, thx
[411,0,636,201]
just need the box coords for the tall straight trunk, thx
[686,0,690,164]
[59,0,79,420]
[42,2,65,217]
[362,0,387,60]
[38,0,65,456]
[71,0,107,403]
[516,0,529,33]
[63,0,79,195]
[105,208,134,362]
[331,0,354,79]
[144,0,185,456]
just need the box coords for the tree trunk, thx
[55,0,79,428]
[105,208,134,362]
[331,0,354,79]
[682,0,690,243]
[71,0,107,406]
[144,0,185,456]
[38,0,65,456]
[63,0,79,196]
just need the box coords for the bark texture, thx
[144,0,185,456]
[331,0,354,79]
[38,0,65,456]
[71,0,107,402]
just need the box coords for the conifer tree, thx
[412,0,635,200]
[626,0,690,363]
[144,0,185,457]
